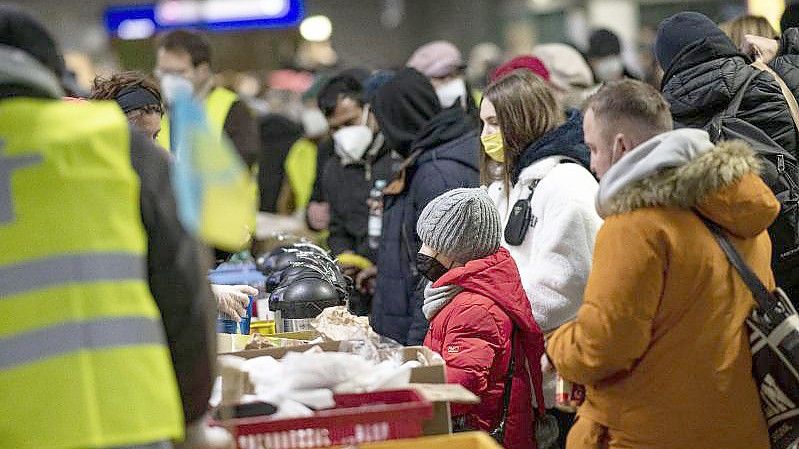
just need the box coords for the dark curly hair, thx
[91,71,163,115]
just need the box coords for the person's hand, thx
[306,201,330,231]
[339,263,361,278]
[743,34,779,63]
[355,265,378,295]
[212,284,258,322]
[336,252,372,278]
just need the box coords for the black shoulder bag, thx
[700,214,799,449]
[505,158,582,246]
[505,181,539,246]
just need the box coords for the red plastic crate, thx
[215,389,433,449]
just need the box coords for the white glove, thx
[212,284,259,322]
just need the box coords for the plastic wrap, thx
[310,306,377,342]
[311,306,406,364]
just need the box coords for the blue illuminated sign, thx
[104,0,304,39]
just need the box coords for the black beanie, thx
[587,29,621,58]
[655,12,731,73]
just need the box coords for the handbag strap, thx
[697,214,773,309]
[493,328,517,433]
[752,59,799,130]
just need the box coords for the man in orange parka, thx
[547,80,774,449]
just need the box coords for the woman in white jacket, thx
[479,70,602,447]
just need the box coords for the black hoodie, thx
[372,68,442,156]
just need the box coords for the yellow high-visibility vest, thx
[284,137,318,211]
[157,85,238,150]
[0,98,184,449]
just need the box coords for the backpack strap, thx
[725,68,760,117]
[752,59,799,131]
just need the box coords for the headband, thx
[115,85,160,113]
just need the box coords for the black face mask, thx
[416,253,449,282]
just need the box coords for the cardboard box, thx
[217,333,251,353]
[222,343,476,435]
[217,332,322,354]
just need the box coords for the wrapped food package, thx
[311,306,379,342]
[245,333,277,350]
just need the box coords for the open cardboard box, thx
[217,330,322,353]
[222,343,478,435]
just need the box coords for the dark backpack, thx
[706,65,799,293]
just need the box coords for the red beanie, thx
[490,55,550,83]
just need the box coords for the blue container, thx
[209,262,264,335]
[216,296,253,334]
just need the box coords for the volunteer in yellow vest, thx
[155,29,259,168]
[0,7,216,448]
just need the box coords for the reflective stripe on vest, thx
[0,316,164,370]
[0,98,183,449]
[0,252,144,298]
[156,86,238,150]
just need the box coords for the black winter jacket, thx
[321,141,400,260]
[661,29,799,157]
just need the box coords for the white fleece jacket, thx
[488,156,602,407]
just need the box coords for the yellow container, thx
[249,320,276,335]
[352,432,502,449]
[270,330,320,341]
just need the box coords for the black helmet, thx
[264,250,339,289]
[269,277,344,319]
[266,260,326,291]
[255,246,288,273]
[291,241,328,256]
[256,247,300,275]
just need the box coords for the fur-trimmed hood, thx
[598,129,779,238]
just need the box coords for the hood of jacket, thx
[434,248,541,336]
[512,109,591,185]
[414,127,480,171]
[411,104,474,154]
[0,44,62,99]
[597,129,779,238]
[372,68,441,157]
[660,35,751,124]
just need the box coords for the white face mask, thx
[435,77,467,109]
[159,73,193,105]
[301,107,330,138]
[593,56,624,82]
[332,105,374,164]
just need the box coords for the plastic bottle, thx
[367,180,387,250]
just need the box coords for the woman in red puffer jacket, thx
[415,187,546,449]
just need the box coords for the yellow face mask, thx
[481,131,505,163]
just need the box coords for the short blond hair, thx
[585,79,673,145]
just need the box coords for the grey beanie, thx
[416,187,501,263]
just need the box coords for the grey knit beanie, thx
[416,187,501,263]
